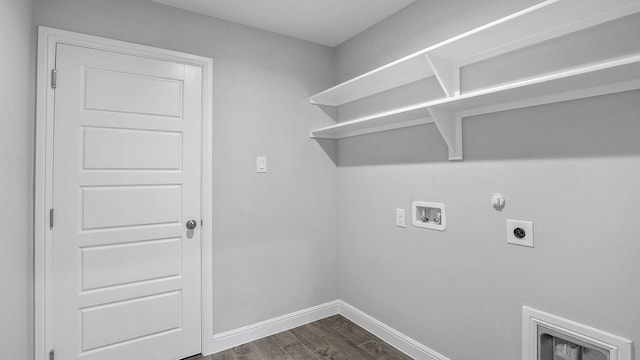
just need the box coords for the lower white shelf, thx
[310,106,432,139]
[434,54,640,114]
[310,53,640,160]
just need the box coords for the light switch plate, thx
[396,208,406,228]
[506,219,533,247]
[256,156,267,173]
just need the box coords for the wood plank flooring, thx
[199,315,413,360]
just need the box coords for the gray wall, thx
[335,1,640,360]
[0,0,34,358]
[33,0,338,335]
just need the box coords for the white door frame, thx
[34,26,214,360]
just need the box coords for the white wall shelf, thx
[311,105,432,139]
[311,55,433,106]
[309,0,640,160]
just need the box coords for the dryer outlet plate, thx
[507,219,533,247]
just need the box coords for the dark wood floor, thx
[200,315,413,360]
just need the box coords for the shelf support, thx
[425,53,460,97]
[427,107,462,160]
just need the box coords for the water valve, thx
[491,193,505,210]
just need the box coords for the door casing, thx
[34,26,214,360]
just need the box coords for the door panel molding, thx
[35,26,213,360]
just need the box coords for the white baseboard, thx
[338,301,450,360]
[203,299,450,360]
[204,300,340,355]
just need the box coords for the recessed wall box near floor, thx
[411,201,445,231]
[523,306,633,360]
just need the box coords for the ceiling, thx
[148,0,416,46]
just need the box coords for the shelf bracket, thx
[425,53,460,97]
[427,107,462,161]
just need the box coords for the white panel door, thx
[51,43,202,360]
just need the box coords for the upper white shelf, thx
[310,0,640,107]
[311,55,433,106]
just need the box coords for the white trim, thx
[204,301,341,354]
[34,26,214,360]
[522,306,633,360]
[339,301,451,360]
[203,300,450,360]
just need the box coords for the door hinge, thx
[49,209,54,229]
[49,349,54,360]
[51,69,57,89]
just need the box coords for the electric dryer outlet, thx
[506,219,534,247]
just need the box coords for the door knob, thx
[186,219,197,230]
